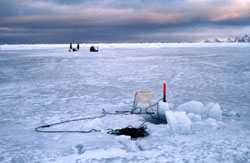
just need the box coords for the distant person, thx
[77,43,80,50]
[69,43,72,52]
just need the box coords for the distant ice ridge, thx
[0,42,249,51]
[204,34,250,43]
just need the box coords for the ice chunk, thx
[206,118,218,128]
[205,102,215,111]
[157,101,169,121]
[187,113,201,122]
[207,103,222,121]
[177,101,207,116]
[222,111,237,117]
[165,111,192,134]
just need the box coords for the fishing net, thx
[133,90,152,110]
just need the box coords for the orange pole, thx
[163,83,166,102]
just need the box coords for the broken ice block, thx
[165,111,192,134]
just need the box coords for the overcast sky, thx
[0,0,249,44]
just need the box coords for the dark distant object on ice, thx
[69,43,80,52]
[90,46,98,52]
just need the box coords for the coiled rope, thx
[35,98,164,135]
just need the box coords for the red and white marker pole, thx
[163,83,166,102]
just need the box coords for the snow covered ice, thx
[0,43,250,162]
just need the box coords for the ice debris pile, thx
[177,101,222,120]
[155,100,237,135]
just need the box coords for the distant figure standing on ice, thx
[69,43,72,52]
[69,43,80,52]
[77,43,80,50]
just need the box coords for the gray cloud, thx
[0,0,249,43]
